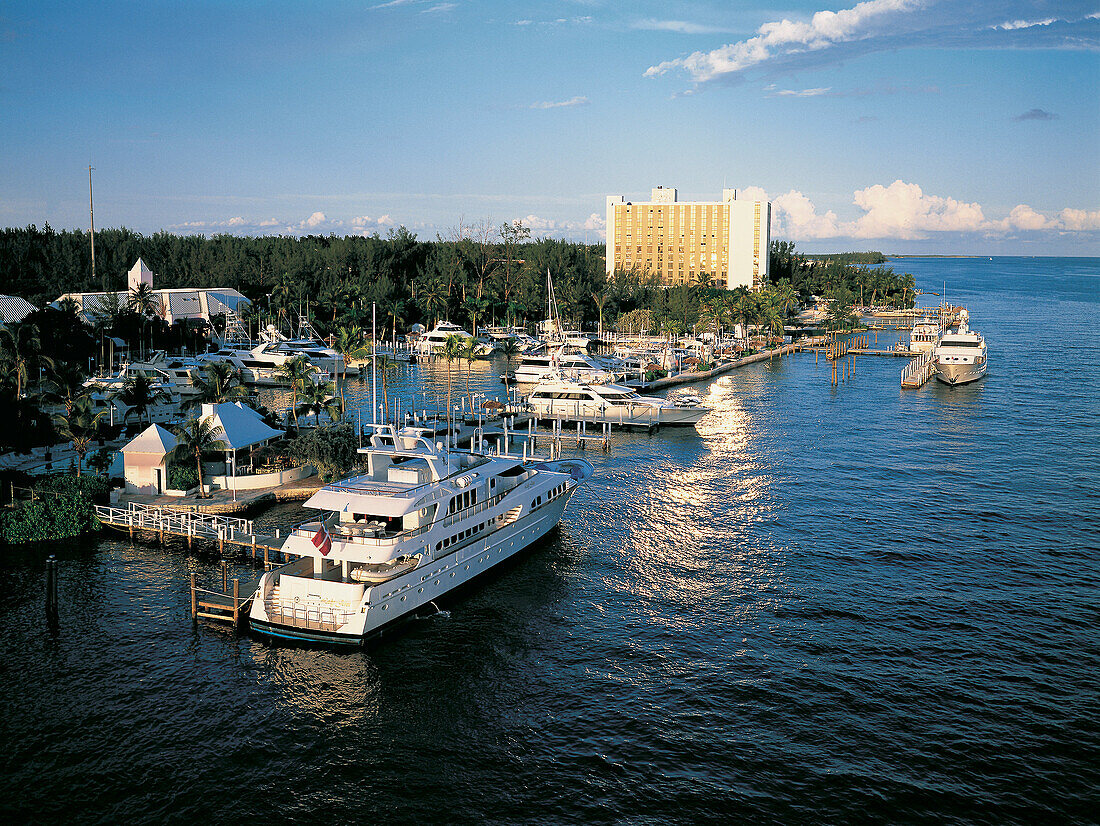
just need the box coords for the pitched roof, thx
[121,423,178,455]
[0,295,37,324]
[200,402,282,450]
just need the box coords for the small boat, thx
[934,310,987,386]
[526,372,709,426]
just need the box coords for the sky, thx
[1,0,1098,254]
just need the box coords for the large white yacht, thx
[908,321,941,354]
[526,373,709,426]
[514,346,617,384]
[934,310,987,386]
[415,322,495,357]
[247,425,593,645]
[258,322,348,375]
[197,342,332,385]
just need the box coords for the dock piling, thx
[45,555,59,624]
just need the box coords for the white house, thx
[121,423,177,494]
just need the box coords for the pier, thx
[901,352,936,388]
[189,562,257,627]
[95,502,292,564]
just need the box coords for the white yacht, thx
[197,342,332,385]
[933,310,987,386]
[79,375,186,428]
[415,322,495,357]
[908,322,941,354]
[258,321,348,375]
[526,373,709,426]
[247,426,593,645]
[514,347,617,384]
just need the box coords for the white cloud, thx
[849,180,987,239]
[421,3,455,13]
[645,0,923,82]
[772,87,831,96]
[995,18,1057,30]
[226,216,246,226]
[632,19,734,35]
[530,96,590,109]
[1059,208,1100,231]
[583,213,605,232]
[750,180,1099,240]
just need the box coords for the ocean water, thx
[1,257,1097,824]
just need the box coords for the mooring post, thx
[264,545,269,568]
[233,578,240,626]
[190,573,197,620]
[45,555,59,624]
[221,560,228,594]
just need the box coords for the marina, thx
[0,256,1095,824]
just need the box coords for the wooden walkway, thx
[95,502,292,565]
[901,352,936,388]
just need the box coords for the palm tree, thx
[383,297,406,345]
[296,379,342,426]
[276,355,318,429]
[440,333,466,440]
[52,395,105,478]
[42,361,91,419]
[420,283,447,328]
[333,325,370,407]
[188,361,248,409]
[496,336,520,375]
[0,322,53,400]
[172,416,229,498]
[112,374,170,429]
[128,282,158,359]
[459,336,480,412]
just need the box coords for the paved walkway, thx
[118,475,327,514]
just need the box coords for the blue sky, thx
[1,0,1098,254]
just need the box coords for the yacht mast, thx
[88,165,98,289]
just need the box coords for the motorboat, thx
[514,346,618,384]
[197,342,333,386]
[258,321,348,375]
[247,425,592,645]
[933,309,987,386]
[415,322,495,357]
[526,372,709,426]
[908,322,941,354]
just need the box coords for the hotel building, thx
[605,187,771,290]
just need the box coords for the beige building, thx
[605,187,771,290]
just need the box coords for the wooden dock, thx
[189,563,256,627]
[901,352,936,388]
[95,502,292,565]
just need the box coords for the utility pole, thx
[88,165,98,289]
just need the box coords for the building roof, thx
[53,288,249,325]
[200,402,282,450]
[121,423,178,455]
[0,295,38,324]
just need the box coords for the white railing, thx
[95,502,254,539]
[901,351,934,386]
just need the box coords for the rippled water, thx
[2,257,1097,824]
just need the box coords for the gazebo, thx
[121,423,177,494]
[199,402,282,478]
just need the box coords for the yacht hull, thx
[934,360,986,385]
[248,490,575,646]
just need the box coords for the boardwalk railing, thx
[901,352,935,388]
[96,502,254,539]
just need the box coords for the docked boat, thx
[514,346,617,384]
[258,321,348,375]
[908,321,941,354]
[415,322,495,357]
[526,373,709,426]
[933,310,987,386]
[197,341,333,385]
[247,426,593,645]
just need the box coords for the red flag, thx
[311,524,332,557]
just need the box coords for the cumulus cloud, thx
[302,211,327,229]
[530,96,590,109]
[645,0,924,82]
[1013,108,1058,121]
[1059,208,1100,231]
[753,179,1098,240]
[520,213,606,239]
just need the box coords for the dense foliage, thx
[287,424,359,481]
[0,497,98,544]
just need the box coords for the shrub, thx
[0,494,99,544]
[167,462,199,491]
[287,424,358,481]
[34,473,111,504]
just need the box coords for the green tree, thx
[52,395,105,477]
[276,355,318,429]
[171,416,229,498]
[188,361,248,408]
[296,379,342,426]
[111,374,170,429]
[441,333,466,440]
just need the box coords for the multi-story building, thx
[605,187,771,290]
